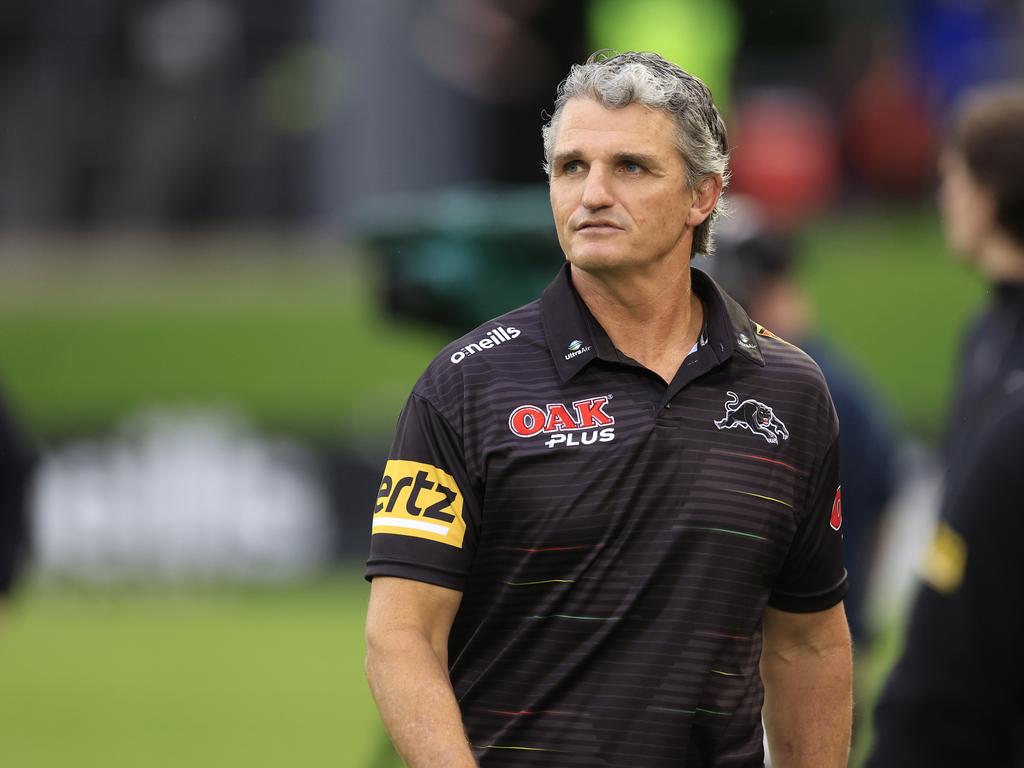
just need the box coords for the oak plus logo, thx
[508,395,615,449]
[450,326,520,364]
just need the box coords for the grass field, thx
[0,234,448,442]
[0,576,902,768]
[0,211,984,767]
[0,572,400,768]
[800,206,985,439]
[0,208,988,443]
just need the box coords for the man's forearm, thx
[366,627,477,768]
[761,637,852,767]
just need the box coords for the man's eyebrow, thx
[550,150,582,168]
[613,152,660,167]
[551,150,663,169]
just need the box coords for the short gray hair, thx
[542,51,730,256]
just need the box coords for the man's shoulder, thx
[412,299,550,405]
[440,301,543,367]
[749,325,837,434]
[753,325,829,387]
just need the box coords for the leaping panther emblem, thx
[714,391,790,445]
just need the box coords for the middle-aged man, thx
[866,85,1024,767]
[365,52,852,768]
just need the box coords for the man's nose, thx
[580,165,614,210]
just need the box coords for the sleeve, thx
[768,435,848,613]
[364,392,481,591]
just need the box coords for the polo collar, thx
[540,263,764,382]
[692,266,766,368]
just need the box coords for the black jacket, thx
[868,283,1024,767]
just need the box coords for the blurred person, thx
[866,84,1024,767]
[0,384,36,618]
[700,203,900,649]
[365,51,851,767]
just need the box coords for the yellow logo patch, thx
[920,521,967,594]
[373,460,466,548]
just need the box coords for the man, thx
[366,52,851,767]
[866,85,1024,767]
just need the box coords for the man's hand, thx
[761,602,852,767]
[365,577,478,768]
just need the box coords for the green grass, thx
[0,217,973,767]
[801,206,986,438]
[0,574,909,768]
[0,573,398,768]
[0,214,990,442]
[0,238,448,442]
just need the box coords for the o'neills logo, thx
[450,326,520,364]
[508,395,615,449]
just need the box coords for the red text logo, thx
[508,395,615,439]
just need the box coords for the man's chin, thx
[566,249,633,273]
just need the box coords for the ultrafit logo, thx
[450,326,520,364]
[508,395,615,449]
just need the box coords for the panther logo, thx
[714,391,790,445]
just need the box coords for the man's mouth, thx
[575,220,622,233]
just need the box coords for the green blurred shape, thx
[0,255,447,442]
[0,210,988,443]
[355,186,563,333]
[587,0,739,117]
[0,574,380,768]
[800,205,985,440]
[257,44,347,134]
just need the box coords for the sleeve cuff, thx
[768,570,848,613]
[365,559,467,592]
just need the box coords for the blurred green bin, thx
[355,185,564,333]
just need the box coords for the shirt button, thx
[665,403,672,409]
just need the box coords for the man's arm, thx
[365,576,477,768]
[761,602,852,768]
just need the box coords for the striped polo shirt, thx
[367,263,846,767]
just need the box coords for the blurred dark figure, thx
[0,386,36,614]
[867,85,1024,767]
[698,199,899,647]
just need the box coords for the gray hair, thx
[542,51,730,256]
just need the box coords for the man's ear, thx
[686,175,724,227]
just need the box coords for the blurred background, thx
[0,0,1021,766]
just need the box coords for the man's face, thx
[548,98,701,274]
[937,149,995,264]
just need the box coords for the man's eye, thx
[563,160,583,174]
[623,162,643,174]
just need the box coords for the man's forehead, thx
[552,98,677,153]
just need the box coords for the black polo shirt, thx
[367,264,846,767]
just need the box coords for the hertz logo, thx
[373,460,466,547]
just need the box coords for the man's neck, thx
[570,261,703,384]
